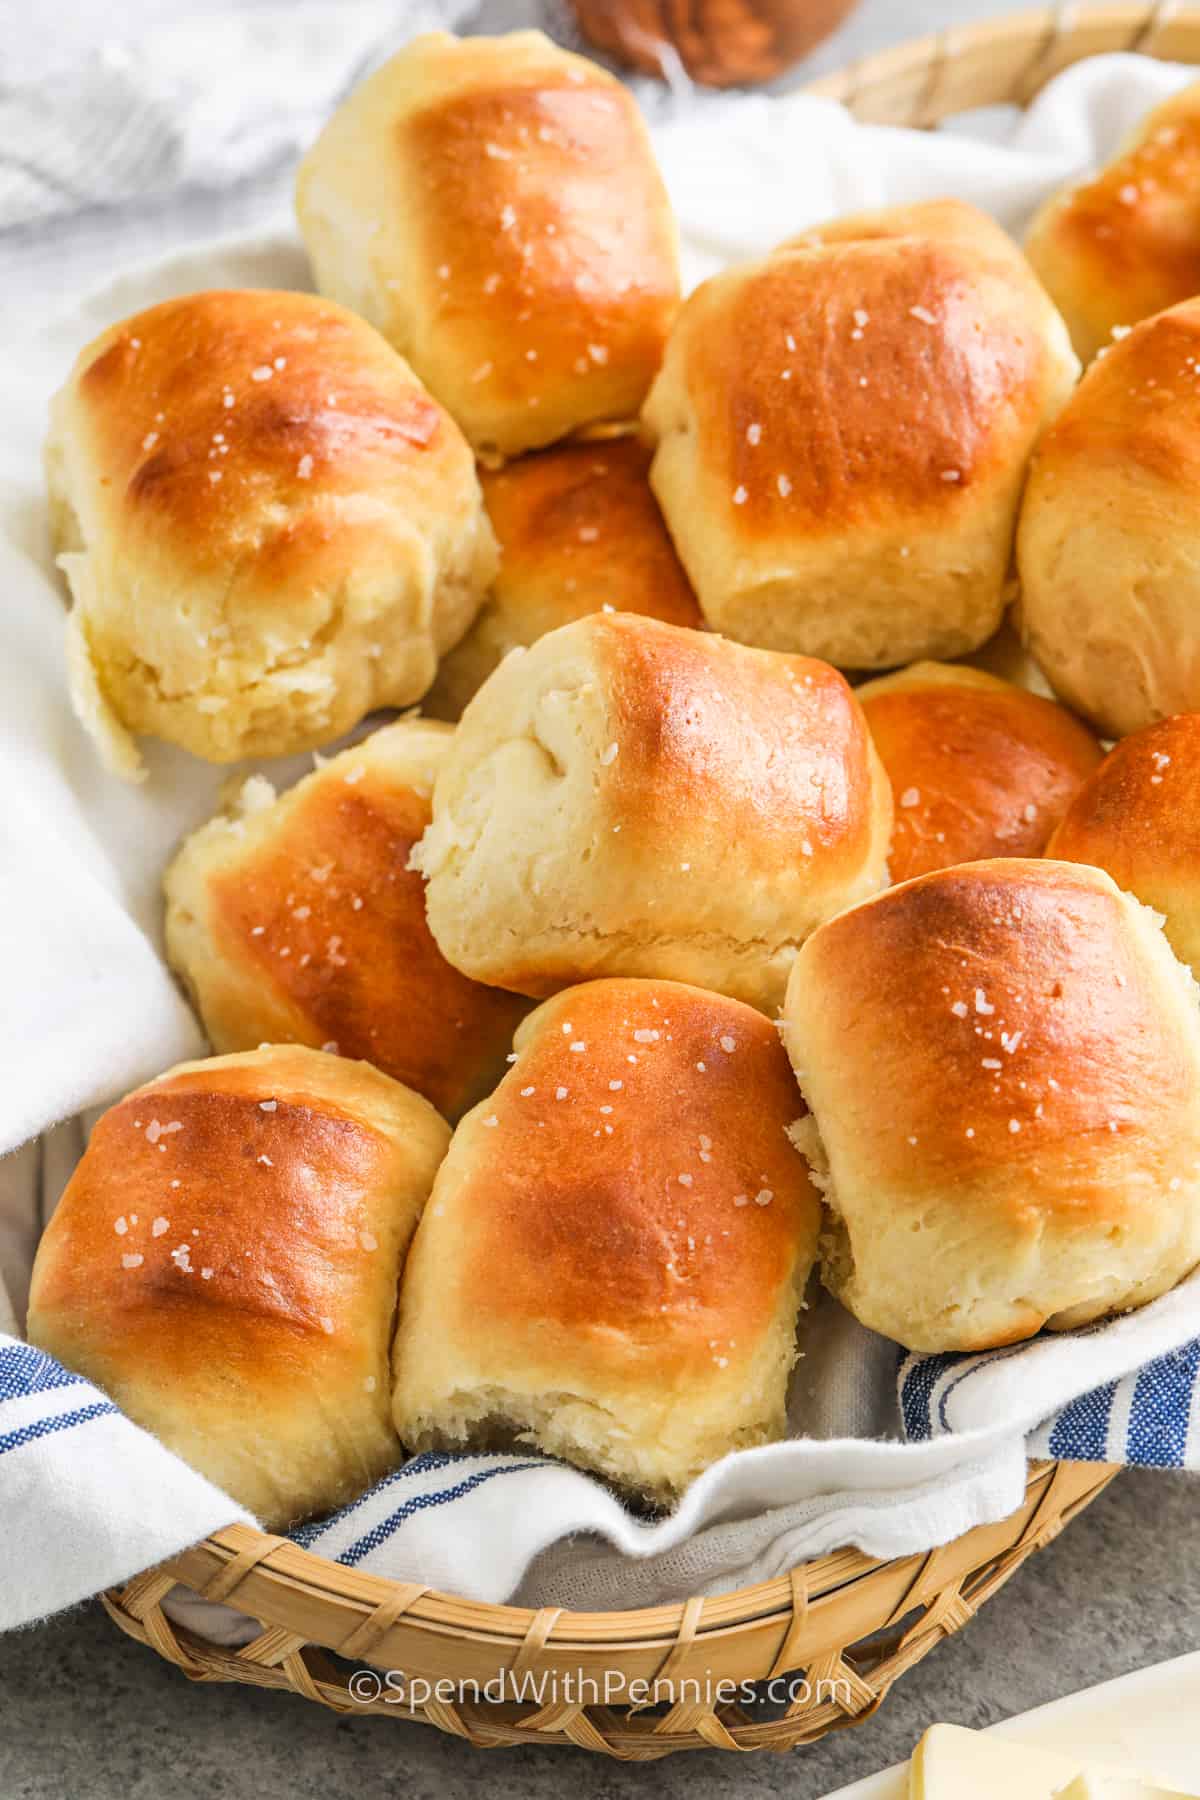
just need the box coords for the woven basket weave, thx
[102,3,1194,1756]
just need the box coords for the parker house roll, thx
[1050,713,1200,984]
[1018,298,1200,738]
[1026,81,1200,364]
[784,860,1200,1354]
[26,1046,450,1526]
[423,436,701,720]
[45,289,495,778]
[392,978,823,1501]
[164,720,527,1122]
[413,611,892,1012]
[642,199,1079,669]
[856,661,1101,883]
[295,31,680,458]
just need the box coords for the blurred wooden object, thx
[566,0,860,87]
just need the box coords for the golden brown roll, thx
[642,199,1079,669]
[413,612,892,1012]
[784,860,1200,1354]
[295,31,680,459]
[26,1046,449,1525]
[45,289,495,778]
[392,978,822,1501]
[1049,713,1200,983]
[423,437,701,720]
[1017,298,1200,738]
[857,661,1102,883]
[1026,82,1200,363]
[164,721,527,1122]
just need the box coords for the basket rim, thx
[800,1,1200,120]
[150,1459,1115,1653]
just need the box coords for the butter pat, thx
[909,1725,1199,1800]
[1058,1779,1198,1799]
[910,1724,1083,1799]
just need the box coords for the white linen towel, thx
[2,34,1199,1632]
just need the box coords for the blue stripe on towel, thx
[1127,1340,1200,1468]
[290,1452,549,1561]
[335,1461,546,1567]
[0,1400,117,1457]
[0,1341,88,1402]
[898,1351,954,1438]
[1045,1379,1116,1462]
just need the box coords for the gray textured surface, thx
[7,1,1199,1794]
[2,1472,1198,1798]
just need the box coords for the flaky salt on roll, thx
[1050,713,1200,984]
[857,662,1101,883]
[392,978,822,1501]
[784,861,1200,1353]
[642,199,1078,669]
[26,1047,449,1525]
[1018,298,1200,738]
[412,612,892,1012]
[423,437,700,719]
[296,31,680,458]
[1026,81,1200,363]
[45,290,494,778]
[164,720,528,1122]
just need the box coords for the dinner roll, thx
[392,978,822,1500]
[784,860,1200,1353]
[295,31,680,458]
[1049,713,1200,983]
[413,612,892,1011]
[857,662,1101,883]
[1017,298,1200,737]
[26,1046,449,1525]
[642,199,1079,669]
[423,437,701,720]
[1026,81,1200,363]
[164,721,527,1121]
[45,289,495,778]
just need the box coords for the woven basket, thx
[101,3,1195,1757]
